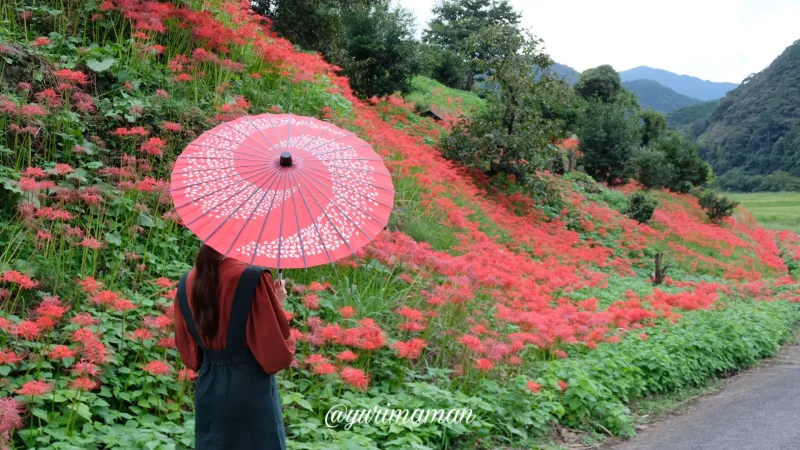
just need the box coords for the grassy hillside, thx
[405,76,485,120]
[623,79,702,113]
[727,192,800,233]
[0,2,799,450]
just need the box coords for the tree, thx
[440,26,573,185]
[626,190,658,224]
[639,108,667,146]
[652,131,711,193]
[424,0,521,90]
[251,0,378,52]
[418,43,470,89]
[575,65,624,103]
[698,190,738,224]
[328,3,420,98]
[576,100,641,186]
[632,146,675,189]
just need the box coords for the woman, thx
[174,244,296,450]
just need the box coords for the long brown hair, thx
[192,244,223,339]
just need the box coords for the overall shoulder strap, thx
[226,265,267,349]
[177,272,207,352]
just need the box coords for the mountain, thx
[622,79,702,113]
[667,100,719,129]
[548,62,580,85]
[695,40,800,184]
[619,66,738,101]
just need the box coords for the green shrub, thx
[576,100,641,186]
[632,147,674,189]
[698,190,738,223]
[626,191,658,224]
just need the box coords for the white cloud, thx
[395,0,799,83]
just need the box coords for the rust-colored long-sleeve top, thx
[174,258,296,375]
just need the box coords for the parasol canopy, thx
[170,113,394,271]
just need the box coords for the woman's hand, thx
[274,278,287,304]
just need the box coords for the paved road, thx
[610,340,800,450]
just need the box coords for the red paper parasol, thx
[170,113,394,271]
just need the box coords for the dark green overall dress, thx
[177,266,287,450]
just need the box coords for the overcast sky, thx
[396,0,800,83]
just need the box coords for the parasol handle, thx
[278,269,283,281]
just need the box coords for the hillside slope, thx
[620,66,738,101]
[696,40,800,179]
[623,79,702,113]
[668,100,719,129]
[0,2,799,450]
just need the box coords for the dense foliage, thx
[576,99,641,186]
[423,0,520,90]
[574,65,625,104]
[0,1,798,450]
[440,26,573,185]
[622,79,702,114]
[666,100,718,129]
[698,190,739,224]
[695,40,800,191]
[626,191,658,224]
[325,2,419,98]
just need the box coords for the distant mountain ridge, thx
[622,79,702,113]
[619,66,738,101]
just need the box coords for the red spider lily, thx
[91,290,117,306]
[156,89,170,98]
[48,345,76,360]
[70,313,98,326]
[527,381,540,394]
[173,73,192,83]
[0,317,11,331]
[72,328,98,345]
[339,306,355,318]
[0,397,23,439]
[1,271,37,289]
[79,339,108,364]
[157,337,176,349]
[340,367,368,390]
[36,89,62,108]
[304,354,329,366]
[72,360,99,377]
[131,328,154,341]
[140,137,166,156]
[311,363,335,375]
[393,338,426,360]
[178,368,198,381]
[54,69,89,85]
[12,321,40,340]
[475,358,494,371]
[308,282,330,292]
[302,294,320,310]
[36,300,69,320]
[335,351,358,362]
[69,377,98,391]
[143,360,172,376]
[161,122,182,133]
[558,380,569,392]
[0,350,22,365]
[153,277,174,288]
[16,380,53,397]
[33,37,51,46]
